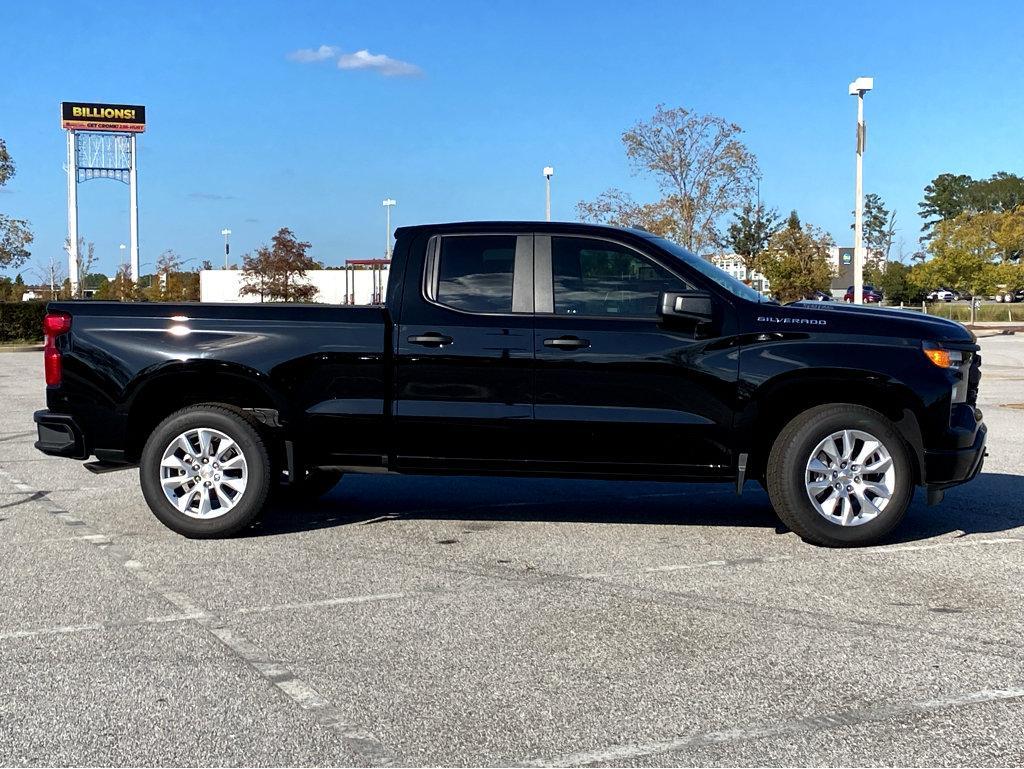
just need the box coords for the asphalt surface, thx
[1,338,1023,766]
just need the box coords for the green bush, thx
[924,303,1024,323]
[0,301,47,343]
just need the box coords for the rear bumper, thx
[923,422,987,489]
[33,410,88,459]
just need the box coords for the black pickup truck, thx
[34,222,986,546]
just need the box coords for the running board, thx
[84,460,136,474]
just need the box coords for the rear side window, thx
[435,235,516,313]
[551,236,688,318]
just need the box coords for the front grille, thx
[966,352,981,406]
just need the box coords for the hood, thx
[755,301,976,344]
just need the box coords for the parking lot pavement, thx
[1,337,1022,767]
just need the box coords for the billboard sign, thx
[61,101,146,132]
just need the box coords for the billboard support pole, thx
[129,133,139,282]
[66,130,80,298]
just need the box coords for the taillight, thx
[43,312,72,386]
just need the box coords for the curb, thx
[0,344,43,352]
[972,330,1019,338]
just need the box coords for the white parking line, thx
[581,536,1024,579]
[0,466,394,766]
[0,611,208,641]
[523,685,1024,767]
[0,592,409,643]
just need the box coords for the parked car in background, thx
[844,285,883,303]
[801,290,834,302]
[994,289,1024,303]
[927,288,960,302]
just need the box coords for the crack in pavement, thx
[520,685,1024,766]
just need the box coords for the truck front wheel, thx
[140,405,272,538]
[766,404,913,547]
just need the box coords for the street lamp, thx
[119,243,126,267]
[221,228,232,269]
[382,198,396,259]
[543,166,554,222]
[849,76,873,305]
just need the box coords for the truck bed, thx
[45,301,391,460]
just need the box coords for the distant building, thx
[200,261,390,304]
[710,253,771,295]
[828,246,885,296]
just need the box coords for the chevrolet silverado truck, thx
[34,222,986,546]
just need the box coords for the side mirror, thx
[660,291,713,321]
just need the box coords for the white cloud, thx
[337,49,422,77]
[287,44,423,77]
[287,44,340,63]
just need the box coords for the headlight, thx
[924,342,971,404]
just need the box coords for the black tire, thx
[765,403,913,547]
[139,405,272,538]
[275,467,344,502]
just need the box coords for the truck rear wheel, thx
[765,404,913,547]
[140,405,271,538]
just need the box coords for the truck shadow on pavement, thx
[252,471,1024,545]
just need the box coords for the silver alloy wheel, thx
[159,427,248,519]
[804,429,895,527]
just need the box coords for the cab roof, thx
[395,221,656,238]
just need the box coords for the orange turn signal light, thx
[924,348,953,368]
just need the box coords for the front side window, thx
[435,235,516,313]
[551,237,689,318]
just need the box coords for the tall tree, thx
[63,236,96,298]
[96,263,140,301]
[873,262,921,304]
[969,172,1024,213]
[574,189,679,238]
[166,271,200,302]
[0,138,34,270]
[853,193,897,261]
[31,256,67,299]
[577,104,759,254]
[82,272,110,296]
[720,201,781,277]
[914,210,1024,298]
[756,211,835,302]
[919,173,974,237]
[241,228,321,302]
[919,171,1024,239]
[145,250,183,302]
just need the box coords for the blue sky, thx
[2,0,1023,278]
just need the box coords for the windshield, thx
[642,235,770,303]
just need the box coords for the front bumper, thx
[923,421,987,489]
[34,410,88,459]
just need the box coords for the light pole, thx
[221,228,232,269]
[543,166,554,221]
[849,76,873,305]
[119,243,126,267]
[382,198,396,259]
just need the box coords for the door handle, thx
[407,332,454,347]
[544,336,590,350]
